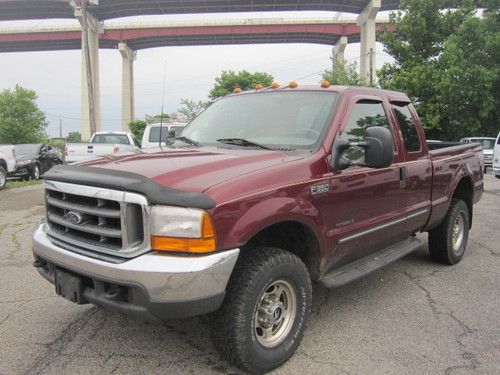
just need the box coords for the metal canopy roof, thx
[0,0,401,21]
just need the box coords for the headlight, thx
[150,206,216,253]
[18,159,32,166]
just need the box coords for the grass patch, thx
[6,179,42,190]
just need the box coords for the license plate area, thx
[54,269,87,304]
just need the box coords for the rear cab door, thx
[388,98,432,235]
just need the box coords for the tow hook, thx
[33,256,47,268]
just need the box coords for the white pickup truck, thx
[0,144,16,190]
[65,132,140,164]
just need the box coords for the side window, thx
[340,101,391,163]
[392,103,421,152]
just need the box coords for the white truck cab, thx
[141,122,187,149]
[460,137,496,173]
[493,132,500,179]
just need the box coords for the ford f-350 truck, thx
[32,85,483,373]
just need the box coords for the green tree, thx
[67,131,81,143]
[209,70,274,100]
[322,60,361,86]
[378,0,498,140]
[0,85,47,144]
[177,99,210,121]
[128,120,147,143]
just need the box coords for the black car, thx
[10,144,63,180]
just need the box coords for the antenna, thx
[158,60,167,149]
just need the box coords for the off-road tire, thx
[0,166,6,190]
[211,247,312,374]
[428,199,470,265]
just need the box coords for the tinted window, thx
[149,127,173,142]
[340,101,391,162]
[392,103,421,152]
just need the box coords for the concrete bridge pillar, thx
[357,0,380,84]
[74,3,103,140]
[333,36,348,64]
[118,43,136,131]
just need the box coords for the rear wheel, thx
[428,199,470,265]
[0,166,6,190]
[212,247,312,373]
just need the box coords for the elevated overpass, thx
[0,19,393,52]
[0,0,391,138]
[0,0,401,21]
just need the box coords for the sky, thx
[0,11,394,137]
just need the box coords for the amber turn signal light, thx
[152,213,217,253]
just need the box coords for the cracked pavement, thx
[0,176,499,375]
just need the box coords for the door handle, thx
[399,166,407,188]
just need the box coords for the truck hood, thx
[78,146,297,193]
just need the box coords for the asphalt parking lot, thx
[0,176,499,375]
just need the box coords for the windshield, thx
[15,144,39,156]
[92,134,130,145]
[170,126,185,135]
[181,91,338,149]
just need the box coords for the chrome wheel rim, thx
[0,169,5,187]
[254,279,297,348]
[452,214,465,252]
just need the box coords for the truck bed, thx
[426,142,483,229]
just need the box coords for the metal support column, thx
[118,42,136,131]
[357,0,380,84]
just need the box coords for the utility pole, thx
[369,48,374,86]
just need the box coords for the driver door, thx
[324,98,408,268]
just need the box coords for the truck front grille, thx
[44,180,150,258]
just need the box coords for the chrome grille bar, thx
[43,180,151,258]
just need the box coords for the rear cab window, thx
[391,102,421,153]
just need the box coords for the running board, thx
[319,237,423,288]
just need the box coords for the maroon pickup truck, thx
[32,85,483,373]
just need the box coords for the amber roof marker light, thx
[233,87,242,94]
[271,82,280,89]
[321,80,330,88]
[254,83,264,90]
[288,81,298,88]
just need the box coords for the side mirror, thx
[331,126,394,170]
[364,126,394,168]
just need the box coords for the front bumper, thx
[32,221,239,320]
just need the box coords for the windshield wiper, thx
[216,138,271,150]
[171,136,200,146]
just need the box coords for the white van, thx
[493,132,500,179]
[460,137,496,173]
[141,122,187,149]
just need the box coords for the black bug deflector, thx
[43,165,215,209]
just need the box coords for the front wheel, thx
[31,164,40,180]
[212,247,312,373]
[428,199,470,265]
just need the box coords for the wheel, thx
[428,199,470,265]
[0,166,6,190]
[212,247,312,373]
[31,164,40,180]
[496,175,500,179]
